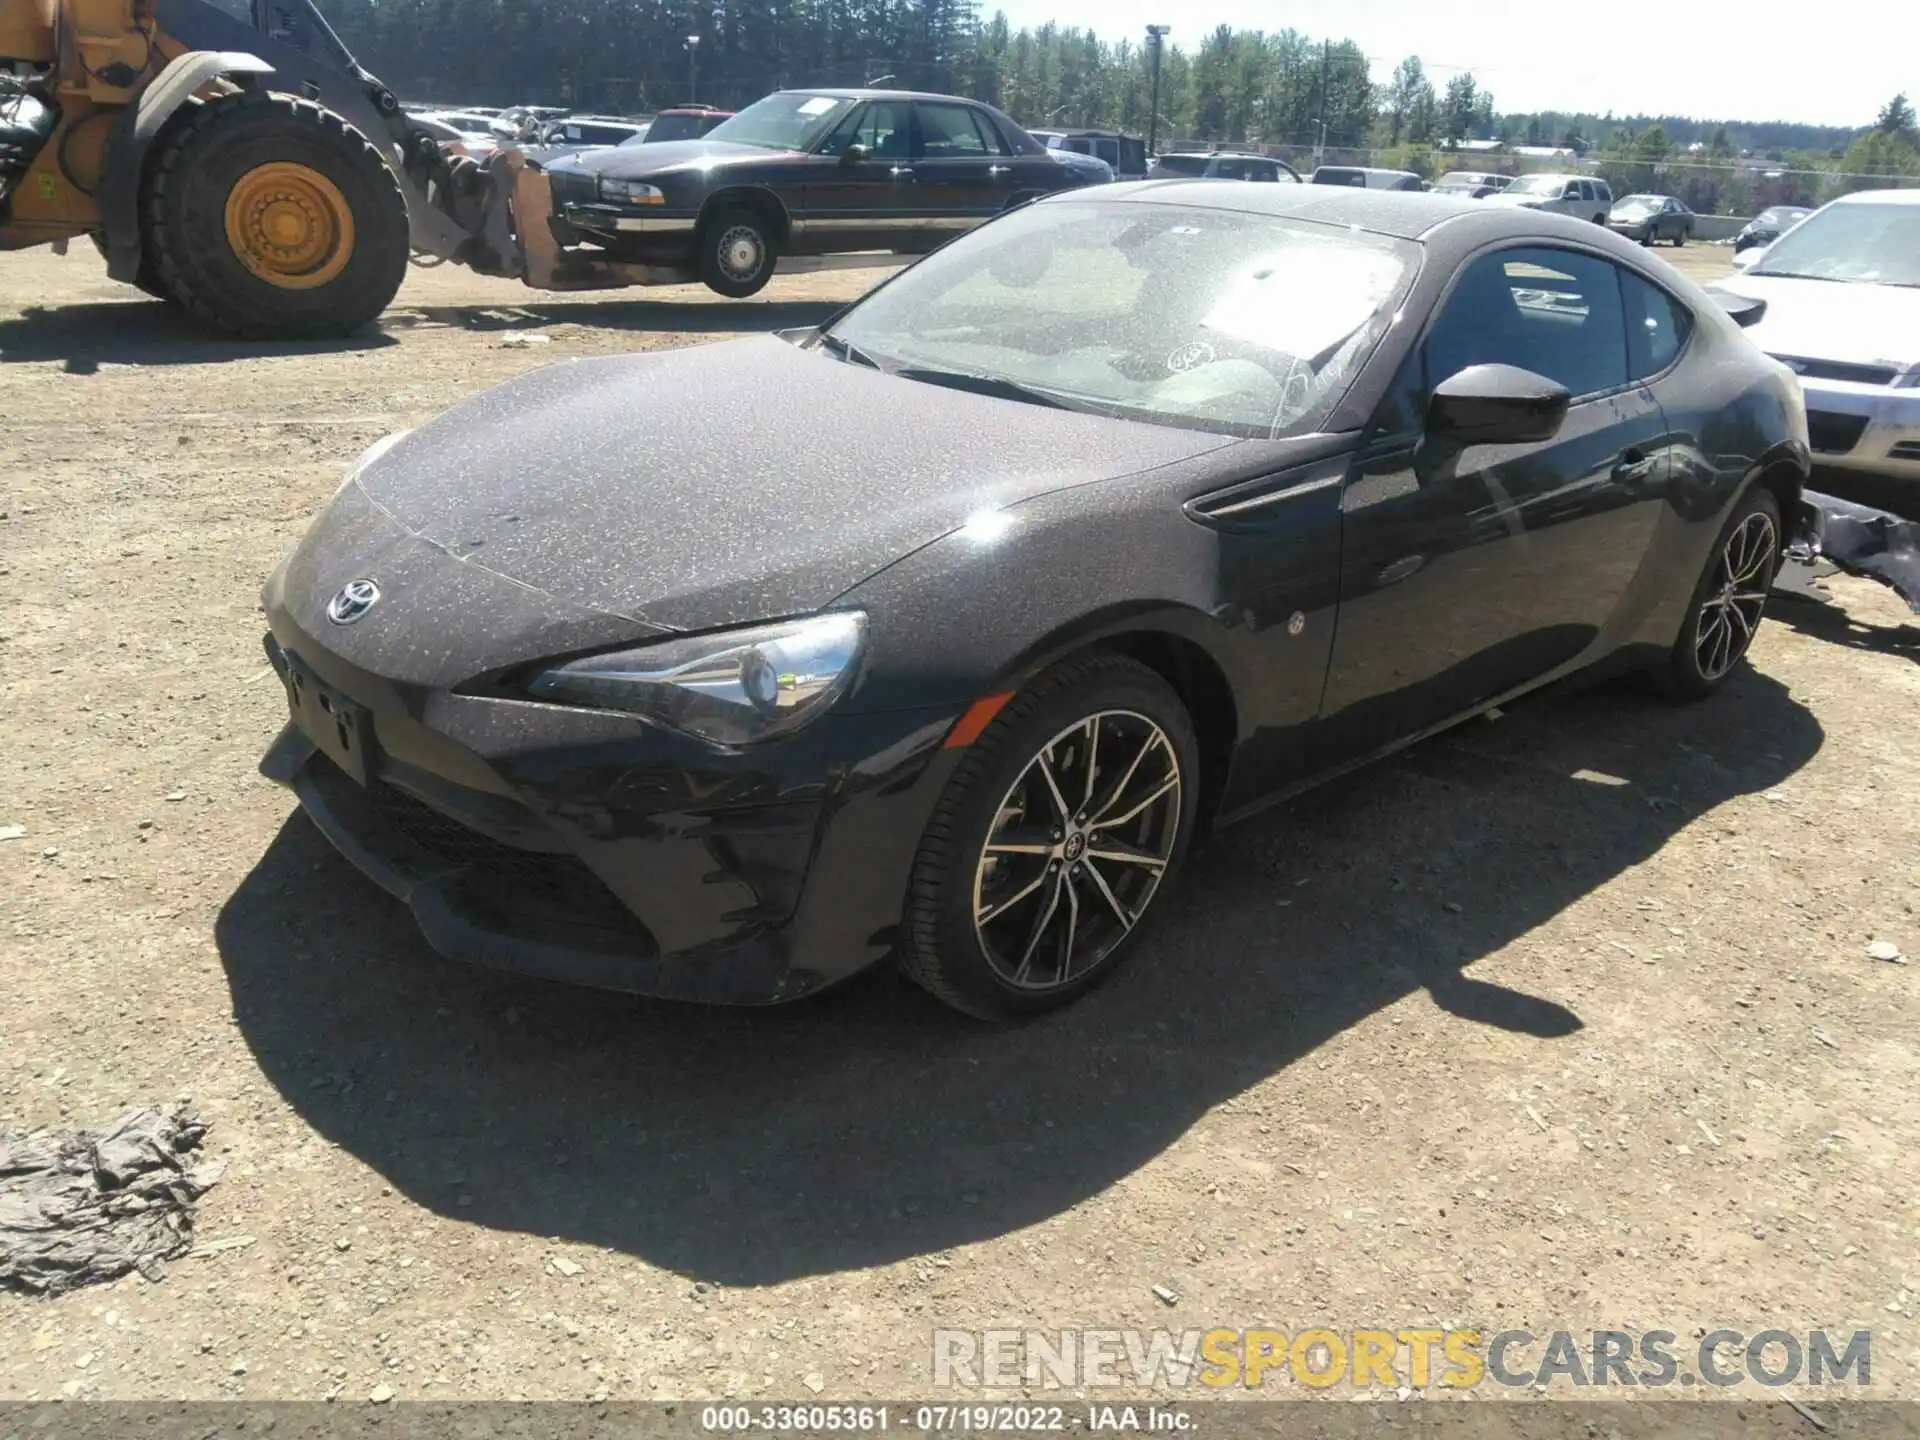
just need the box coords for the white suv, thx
[1491,173,1612,223]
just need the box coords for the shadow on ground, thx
[217,669,1822,1285]
[0,296,838,370]
[1769,590,1920,665]
[383,297,845,336]
[0,301,397,371]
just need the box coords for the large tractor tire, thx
[141,90,409,339]
[87,233,168,300]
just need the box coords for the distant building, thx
[1512,145,1576,159]
[1449,137,1504,153]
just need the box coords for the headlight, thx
[599,178,665,204]
[526,612,867,747]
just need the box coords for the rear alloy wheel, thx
[900,651,1199,1020]
[698,205,777,298]
[1655,487,1781,700]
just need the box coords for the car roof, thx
[1829,187,1920,206]
[1065,179,1678,249]
[777,87,992,104]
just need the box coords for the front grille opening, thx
[1807,411,1870,456]
[365,780,642,934]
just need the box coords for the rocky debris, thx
[0,1105,224,1295]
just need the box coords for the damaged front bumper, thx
[1788,491,1920,613]
[257,619,965,1004]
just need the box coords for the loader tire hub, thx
[224,163,356,290]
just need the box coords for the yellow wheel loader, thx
[0,0,549,337]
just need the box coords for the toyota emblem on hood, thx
[326,579,381,626]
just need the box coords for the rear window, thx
[648,113,718,143]
[1313,168,1365,187]
[1151,153,1209,176]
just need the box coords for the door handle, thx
[1613,448,1656,483]
[987,164,1010,176]
[888,166,915,179]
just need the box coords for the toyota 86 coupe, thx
[260,183,1811,1020]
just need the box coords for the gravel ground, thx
[1,243,1917,1405]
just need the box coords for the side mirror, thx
[1731,246,1764,270]
[840,142,869,165]
[1427,364,1571,446]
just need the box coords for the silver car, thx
[1722,188,1920,513]
[1491,173,1612,223]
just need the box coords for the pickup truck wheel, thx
[698,206,777,298]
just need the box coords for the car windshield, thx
[1614,196,1660,214]
[1151,153,1208,176]
[1752,202,1920,287]
[1756,207,1806,227]
[701,93,849,151]
[1506,175,1567,197]
[823,200,1418,439]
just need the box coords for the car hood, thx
[1713,274,1920,372]
[552,139,795,179]
[337,338,1234,634]
[1487,193,1549,207]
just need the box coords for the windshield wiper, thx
[893,366,1074,411]
[817,333,884,369]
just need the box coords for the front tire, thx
[899,651,1200,1020]
[141,90,409,339]
[1654,487,1782,701]
[697,205,777,298]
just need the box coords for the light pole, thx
[1145,24,1170,156]
[684,34,700,104]
[1309,115,1329,168]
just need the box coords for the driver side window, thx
[1370,248,1631,440]
[818,102,909,158]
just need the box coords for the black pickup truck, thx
[542,88,1109,297]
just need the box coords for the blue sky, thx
[985,0,1918,128]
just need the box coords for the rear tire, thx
[697,204,777,298]
[141,90,409,340]
[1652,486,1782,701]
[899,651,1200,1021]
[1673,229,1687,247]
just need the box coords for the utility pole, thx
[685,34,700,104]
[1145,24,1170,155]
[1314,38,1330,166]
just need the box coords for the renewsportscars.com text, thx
[932,1328,1872,1390]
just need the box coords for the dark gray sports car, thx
[260,183,1811,1020]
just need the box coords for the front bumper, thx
[259,622,965,1004]
[1794,375,1920,496]
[559,202,698,238]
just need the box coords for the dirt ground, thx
[2,242,1917,1406]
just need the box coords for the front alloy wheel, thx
[901,650,1199,1019]
[973,710,1182,992]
